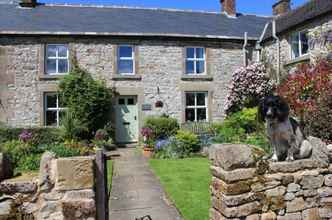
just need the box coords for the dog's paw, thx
[270,154,278,162]
[286,156,294,161]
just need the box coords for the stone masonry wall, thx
[0,152,96,219]
[209,139,332,220]
[262,14,332,79]
[0,36,248,127]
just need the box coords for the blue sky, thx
[40,0,308,16]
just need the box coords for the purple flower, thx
[155,139,170,150]
[19,130,33,143]
[141,127,153,139]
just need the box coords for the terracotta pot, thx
[142,147,154,158]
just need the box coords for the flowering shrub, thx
[18,130,33,143]
[141,127,154,139]
[225,63,274,114]
[277,59,332,117]
[277,59,332,141]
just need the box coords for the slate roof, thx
[0,3,270,40]
[262,0,332,42]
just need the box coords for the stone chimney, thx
[19,0,37,7]
[272,0,291,16]
[220,0,236,17]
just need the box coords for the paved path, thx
[109,148,182,220]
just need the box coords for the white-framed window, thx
[290,31,309,59]
[185,92,208,122]
[44,93,66,127]
[185,47,206,74]
[46,44,69,75]
[118,45,135,75]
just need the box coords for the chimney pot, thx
[220,0,236,17]
[20,0,37,7]
[272,0,291,16]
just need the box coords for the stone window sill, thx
[112,75,142,81]
[284,54,310,66]
[39,74,66,80]
[181,75,213,81]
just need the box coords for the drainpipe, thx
[256,22,270,61]
[272,19,281,84]
[243,32,248,66]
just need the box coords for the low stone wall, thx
[0,152,96,219]
[209,142,332,220]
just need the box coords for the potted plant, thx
[141,127,154,158]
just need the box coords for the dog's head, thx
[258,95,290,122]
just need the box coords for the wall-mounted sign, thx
[142,104,152,111]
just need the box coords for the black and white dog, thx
[258,95,312,161]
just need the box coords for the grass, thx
[107,160,113,193]
[149,158,211,220]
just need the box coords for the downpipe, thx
[272,19,281,85]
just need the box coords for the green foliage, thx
[213,107,270,153]
[60,111,89,141]
[1,140,84,172]
[0,127,63,145]
[144,116,179,139]
[59,65,113,137]
[175,130,200,153]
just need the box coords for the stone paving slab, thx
[109,148,182,220]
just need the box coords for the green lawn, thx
[149,158,211,220]
[107,160,113,192]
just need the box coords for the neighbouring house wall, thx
[0,153,96,219]
[209,140,332,220]
[0,36,249,127]
[261,13,332,79]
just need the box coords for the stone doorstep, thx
[210,166,256,183]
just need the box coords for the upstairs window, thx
[290,31,309,59]
[185,92,208,122]
[44,93,66,127]
[118,46,135,75]
[46,44,69,75]
[186,47,206,74]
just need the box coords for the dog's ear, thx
[277,96,290,122]
[257,98,266,122]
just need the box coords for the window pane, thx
[46,59,57,74]
[197,108,207,121]
[118,98,125,105]
[119,46,133,58]
[58,45,68,57]
[185,108,195,122]
[186,93,195,106]
[127,98,135,105]
[196,61,205,74]
[186,48,195,58]
[196,93,206,106]
[46,111,57,126]
[47,45,57,57]
[291,33,300,58]
[196,48,204,59]
[300,32,309,55]
[46,94,57,108]
[58,59,68,73]
[118,60,133,74]
[186,61,195,74]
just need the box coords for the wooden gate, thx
[95,149,109,220]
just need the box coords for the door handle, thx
[123,122,130,125]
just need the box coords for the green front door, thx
[115,96,139,143]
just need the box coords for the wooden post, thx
[95,149,108,220]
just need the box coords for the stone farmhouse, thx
[0,0,331,144]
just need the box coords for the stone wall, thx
[0,36,249,127]
[261,13,332,79]
[0,152,96,219]
[209,140,332,220]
